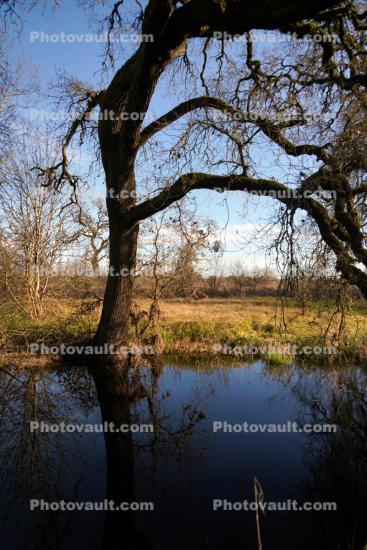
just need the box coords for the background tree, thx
[0,132,79,318]
[73,199,109,275]
[133,206,212,350]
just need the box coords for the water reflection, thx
[90,357,209,549]
[0,366,99,547]
[275,365,367,549]
[0,359,365,549]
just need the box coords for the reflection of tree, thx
[0,365,98,546]
[271,365,367,549]
[90,357,209,549]
[0,358,214,549]
[90,361,145,550]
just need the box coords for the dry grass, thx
[140,296,367,337]
[1,296,366,361]
[137,297,367,360]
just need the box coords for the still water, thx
[0,357,366,549]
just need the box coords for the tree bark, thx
[95,203,138,346]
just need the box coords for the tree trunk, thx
[90,364,152,549]
[95,198,139,347]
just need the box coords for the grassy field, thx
[1,296,366,363]
[154,297,367,361]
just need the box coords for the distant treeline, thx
[9,272,360,302]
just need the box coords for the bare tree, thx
[207,240,224,294]
[73,198,109,274]
[35,0,362,348]
[0,132,78,318]
[133,206,212,351]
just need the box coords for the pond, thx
[0,357,366,549]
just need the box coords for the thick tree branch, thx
[127,173,297,225]
[101,0,342,162]
[159,0,342,48]
[139,96,231,147]
[126,170,367,296]
[139,95,331,163]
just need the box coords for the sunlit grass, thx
[0,297,366,361]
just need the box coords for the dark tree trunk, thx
[95,200,139,347]
[94,88,141,346]
[90,364,152,549]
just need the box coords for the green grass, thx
[1,297,366,363]
[267,353,292,367]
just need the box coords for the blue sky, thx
[13,0,295,273]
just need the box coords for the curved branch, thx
[127,170,367,297]
[127,172,297,225]
[159,0,342,48]
[33,91,101,190]
[139,96,232,147]
[139,95,331,163]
